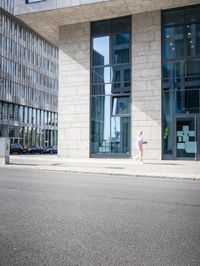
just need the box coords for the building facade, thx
[0,1,58,147]
[15,0,200,160]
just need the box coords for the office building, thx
[0,0,58,147]
[14,0,200,160]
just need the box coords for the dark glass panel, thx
[112,96,130,115]
[91,21,110,36]
[163,26,184,58]
[187,24,200,56]
[175,89,200,114]
[112,17,131,34]
[163,62,170,79]
[186,7,200,24]
[112,33,130,64]
[163,91,173,155]
[93,36,109,66]
[185,60,200,79]
[111,117,130,154]
[162,10,184,26]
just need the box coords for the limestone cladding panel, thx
[58,22,90,158]
[132,11,162,160]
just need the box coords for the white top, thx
[136,135,143,146]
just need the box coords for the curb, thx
[1,164,200,182]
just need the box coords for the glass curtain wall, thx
[0,7,58,148]
[91,16,131,157]
[162,6,200,159]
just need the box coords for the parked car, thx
[10,143,26,154]
[44,145,57,154]
[27,146,44,154]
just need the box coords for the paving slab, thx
[0,155,199,181]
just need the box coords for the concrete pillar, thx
[132,10,162,160]
[58,22,90,158]
[0,138,10,164]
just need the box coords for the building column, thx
[58,22,90,158]
[132,11,162,160]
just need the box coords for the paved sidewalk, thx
[1,155,199,181]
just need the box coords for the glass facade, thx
[162,6,200,160]
[0,6,58,147]
[91,16,131,157]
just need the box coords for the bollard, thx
[0,138,10,164]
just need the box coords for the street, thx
[0,168,200,266]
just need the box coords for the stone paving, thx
[2,155,200,181]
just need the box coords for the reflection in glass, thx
[91,96,111,154]
[186,24,200,56]
[93,36,109,66]
[163,26,184,58]
[112,65,130,93]
[112,97,130,115]
[92,67,110,84]
[112,33,130,64]
[111,117,130,154]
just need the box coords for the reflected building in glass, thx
[0,2,58,147]
[91,17,131,156]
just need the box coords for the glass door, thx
[176,116,197,159]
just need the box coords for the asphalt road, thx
[0,169,200,266]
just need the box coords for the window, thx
[162,6,200,159]
[91,16,131,157]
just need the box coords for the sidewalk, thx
[1,155,200,181]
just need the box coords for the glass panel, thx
[9,126,14,137]
[176,117,196,158]
[163,26,184,58]
[93,36,109,66]
[185,60,200,80]
[163,91,173,155]
[112,65,131,93]
[186,7,200,24]
[91,96,111,154]
[175,89,200,114]
[112,17,131,33]
[112,33,130,64]
[186,24,200,56]
[111,117,130,154]
[91,21,110,36]
[92,67,110,84]
[112,96,130,115]
[163,10,184,26]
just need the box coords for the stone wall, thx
[58,22,90,158]
[132,11,162,160]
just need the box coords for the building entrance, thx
[176,115,200,160]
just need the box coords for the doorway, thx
[176,115,200,160]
